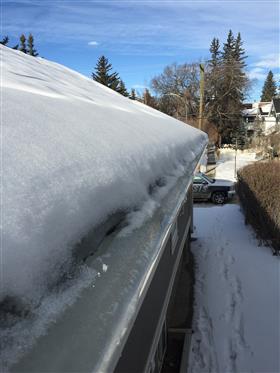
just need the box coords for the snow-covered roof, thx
[259,102,272,114]
[1,45,207,369]
[242,107,258,116]
[6,173,198,372]
[272,98,280,114]
[243,102,273,117]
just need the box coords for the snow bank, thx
[1,45,207,304]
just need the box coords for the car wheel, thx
[211,192,226,204]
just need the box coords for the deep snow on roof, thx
[259,102,272,114]
[1,45,207,305]
[242,108,258,116]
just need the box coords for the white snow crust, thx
[1,45,207,304]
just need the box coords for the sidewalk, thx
[188,204,280,373]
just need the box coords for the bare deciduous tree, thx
[151,63,200,121]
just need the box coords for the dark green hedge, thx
[237,161,280,254]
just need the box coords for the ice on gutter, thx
[9,151,205,373]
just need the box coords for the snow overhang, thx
[1,45,208,370]
[9,147,205,373]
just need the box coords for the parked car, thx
[193,172,235,204]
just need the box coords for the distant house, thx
[263,98,280,134]
[242,103,259,133]
[270,98,280,119]
[242,99,280,136]
[258,102,272,116]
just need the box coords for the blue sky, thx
[2,0,279,101]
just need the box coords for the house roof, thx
[242,103,253,109]
[259,102,272,115]
[242,107,258,116]
[272,98,280,114]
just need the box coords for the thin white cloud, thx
[132,84,147,89]
[4,0,278,57]
[88,41,99,46]
[3,1,279,62]
[253,53,280,69]
[248,67,267,80]
[249,53,279,81]
[274,73,280,82]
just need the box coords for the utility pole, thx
[199,63,205,130]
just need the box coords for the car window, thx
[193,176,204,184]
[202,174,214,183]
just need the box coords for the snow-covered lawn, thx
[189,205,280,373]
[214,149,256,181]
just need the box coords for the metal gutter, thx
[10,144,207,373]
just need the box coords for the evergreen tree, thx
[233,120,247,150]
[27,34,38,56]
[233,32,246,68]
[209,37,220,67]
[206,37,222,128]
[220,31,248,143]
[117,80,129,97]
[232,32,247,102]
[260,71,277,101]
[129,88,137,100]
[92,56,120,91]
[0,36,9,46]
[205,31,249,144]
[19,34,27,53]
[223,29,235,61]
[0,35,18,49]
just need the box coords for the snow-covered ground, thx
[189,151,280,373]
[189,205,280,373]
[214,149,256,181]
